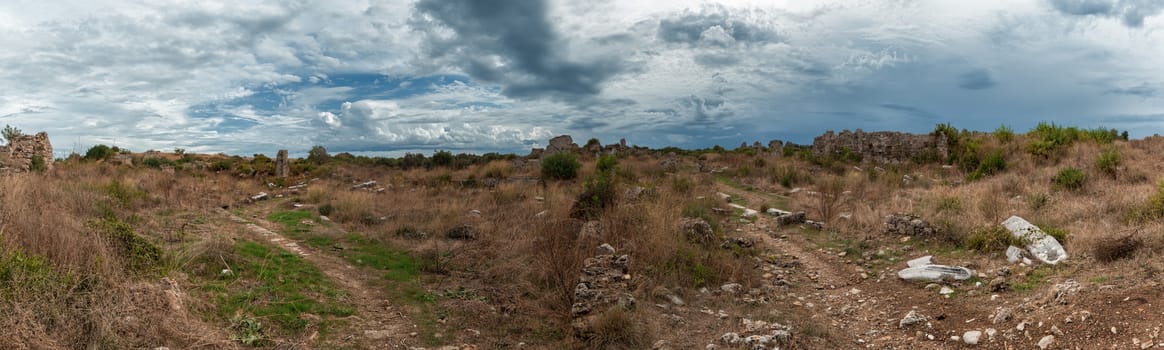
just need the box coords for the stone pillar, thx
[275,149,289,178]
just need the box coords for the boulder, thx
[1001,216,1067,265]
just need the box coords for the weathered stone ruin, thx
[768,140,784,155]
[0,132,53,173]
[571,246,634,338]
[812,129,948,164]
[274,149,289,178]
[543,135,579,158]
[885,214,938,236]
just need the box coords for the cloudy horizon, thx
[2,0,1163,157]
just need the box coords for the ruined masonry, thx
[0,132,53,173]
[571,246,634,338]
[812,129,948,164]
[275,149,289,178]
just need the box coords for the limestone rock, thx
[900,310,927,328]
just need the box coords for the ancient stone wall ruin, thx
[811,129,947,164]
[0,132,53,173]
[274,150,289,178]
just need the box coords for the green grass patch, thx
[267,210,316,237]
[1013,265,1054,292]
[204,240,352,339]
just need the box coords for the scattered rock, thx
[900,310,927,328]
[776,212,806,226]
[680,217,715,244]
[1046,280,1080,305]
[250,192,269,201]
[992,308,1012,324]
[990,276,1009,292]
[885,214,937,236]
[720,237,754,249]
[596,243,616,255]
[963,330,982,345]
[1038,335,1055,349]
[720,283,744,294]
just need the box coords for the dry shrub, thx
[1093,235,1142,263]
[586,307,649,349]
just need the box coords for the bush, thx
[1128,179,1164,222]
[318,203,335,216]
[965,226,1022,252]
[84,144,115,161]
[1052,167,1087,191]
[571,155,618,220]
[993,124,1014,143]
[968,151,1006,181]
[1096,147,1120,178]
[1036,224,1070,242]
[29,155,46,173]
[540,152,580,181]
[773,165,804,188]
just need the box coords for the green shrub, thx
[773,165,804,188]
[968,151,1006,181]
[1128,179,1164,222]
[84,144,115,161]
[1096,147,1120,178]
[1052,167,1087,191]
[993,124,1014,143]
[540,152,581,180]
[1037,224,1069,242]
[29,155,46,173]
[965,226,1022,252]
[570,155,618,220]
[318,203,335,216]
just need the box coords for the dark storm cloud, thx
[879,103,940,120]
[957,70,997,90]
[1105,83,1156,97]
[413,0,629,99]
[657,9,780,46]
[1049,0,1164,27]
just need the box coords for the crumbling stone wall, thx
[571,247,634,338]
[543,135,579,157]
[812,129,947,164]
[0,132,53,173]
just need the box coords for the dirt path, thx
[216,208,415,349]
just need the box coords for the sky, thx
[1,0,1163,157]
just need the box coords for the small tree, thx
[307,145,330,165]
[84,144,115,161]
[2,124,23,144]
[540,153,581,181]
[431,150,454,167]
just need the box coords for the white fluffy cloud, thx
[0,0,1162,157]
